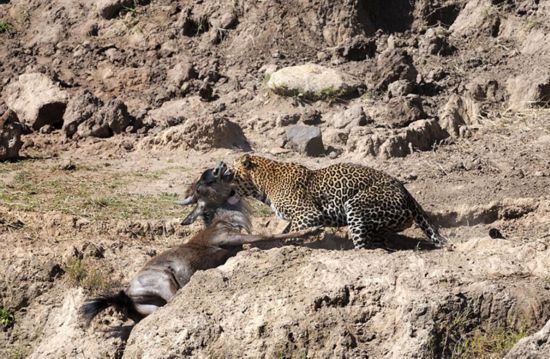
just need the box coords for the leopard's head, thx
[232,154,272,201]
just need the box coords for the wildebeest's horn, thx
[213,161,227,179]
[175,196,194,206]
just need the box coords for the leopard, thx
[229,154,447,249]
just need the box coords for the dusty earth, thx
[1,0,550,358]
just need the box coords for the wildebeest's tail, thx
[80,290,140,324]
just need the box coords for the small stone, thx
[39,125,54,134]
[301,109,322,125]
[276,114,300,127]
[167,59,197,87]
[489,228,505,239]
[60,161,77,171]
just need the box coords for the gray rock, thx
[267,64,361,100]
[276,113,300,127]
[284,125,324,156]
[63,90,132,138]
[0,108,24,161]
[379,119,448,158]
[505,319,550,358]
[507,70,550,110]
[141,116,250,151]
[96,0,133,19]
[324,128,349,146]
[123,242,550,358]
[369,49,417,92]
[387,80,415,98]
[332,104,368,129]
[166,59,197,87]
[3,73,68,131]
[374,96,427,129]
[419,28,455,56]
[63,90,103,138]
[77,99,132,138]
[438,94,480,137]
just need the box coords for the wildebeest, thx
[80,162,319,324]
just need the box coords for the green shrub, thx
[0,307,15,328]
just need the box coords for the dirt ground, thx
[1,0,550,358]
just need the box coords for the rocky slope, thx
[1,0,550,358]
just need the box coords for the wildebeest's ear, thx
[242,156,253,170]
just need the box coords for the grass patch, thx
[452,326,529,358]
[251,201,273,218]
[8,346,26,359]
[0,21,9,34]
[0,163,181,221]
[0,307,15,328]
[434,306,532,358]
[64,258,108,291]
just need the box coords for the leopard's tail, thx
[411,197,447,247]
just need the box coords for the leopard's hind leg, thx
[345,188,415,249]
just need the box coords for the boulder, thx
[331,104,369,129]
[505,319,550,358]
[387,79,415,98]
[0,107,23,161]
[450,0,499,38]
[378,118,448,158]
[96,0,133,19]
[123,240,550,358]
[324,128,349,146]
[284,125,325,157]
[3,73,68,131]
[438,94,480,137]
[266,64,361,100]
[335,35,376,61]
[144,99,191,131]
[373,96,427,129]
[63,90,103,138]
[507,70,550,110]
[419,28,455,56]
[141,116,250,151]
[63,90,132,138]
[369,49,418,92]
